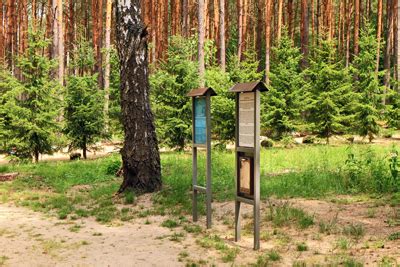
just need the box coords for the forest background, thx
[1,0,400,160]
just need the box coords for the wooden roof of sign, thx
[229,81,268,93]
[187,87,217,97]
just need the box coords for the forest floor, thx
[0,194,399,266]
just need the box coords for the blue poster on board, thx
[194,98,206,144]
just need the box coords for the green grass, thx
[0,144,398,222]
[265,202,314,229]
[343,223,365,239]
[196,234,239,263]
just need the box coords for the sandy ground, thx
[0,195,399,266]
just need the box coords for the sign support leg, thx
[192,147,198,222]
[235,200,241,241]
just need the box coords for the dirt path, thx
[1,197,400,266]
[0,204,197,267]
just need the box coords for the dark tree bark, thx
[301,0,309,68]
[116,0,162,193]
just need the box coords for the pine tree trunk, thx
[67,0,75,73]
[277,0,283,42]
[376,0,383,74]
[46,0,53,58]
[104,0,112,131]
[301,0,309,68]
[265,0,272,84]
[0,0,4,63]
[237,0,243,60]
[384,0,394,104]
[354,0,360,55]
[32,0,37,31]
[346,0,352,67]
[256,0,262,70]
[288,0,294,41]
[397,0,400,88]
[219,0,226,71]
[183,0,189,37]
[57,0,64,84]
[92,0,103,88]
[199,0,206,86]
[115,0,162,193]
[6,0,14,70]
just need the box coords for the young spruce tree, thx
[0,31,60,162]
[350,26,384,142]
[64,40,105,159]
[150,36,199,150]
[264,33,305,139]
[305,40,354,144]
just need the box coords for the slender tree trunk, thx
[83,141,87,159]
[376,0,383,74]
[288,0,294,41]
[92,0,103,88]
[199,0,205,86]
[354,0,360,55]
[6,0,14,70]
[183,0,189,37]
[46,0,53,58]
[237,0,243,60]
[346,0,352,67]
[57,0,64,84]
[265,0,272,84]
[311,0,315,46]
[67,0,75,73]
[301,0,309,68]
[277,0,283,42]
[219,0,226,71]
[104,0,112,131]
[214,0,219,53]
[384,0,394,104]
[397,0,400,88]
[115,0,162,193]
[32,0,37,31]
[0,0,4,63]
[162,0,168,59]
[151,0,157,63]
[256,0,262,69]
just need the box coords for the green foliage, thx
[350,26,384,142]
[228,50,263,83]
[0,31,60,161]
[264,34,305,138]
[305,40,353,143]
[266,202,314,229]
[64,74,105,157]
[205,67,235,141]
[150,36,199,150]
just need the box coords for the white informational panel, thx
[239,92,255,147]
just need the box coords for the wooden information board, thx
[194,97,206,144]
[239,92,255,147]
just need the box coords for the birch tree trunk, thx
[199,0,205,86]
[219,0,226,71]
[104,0,112,131]
[115,0,162,193]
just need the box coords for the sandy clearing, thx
[0,204,207,267]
